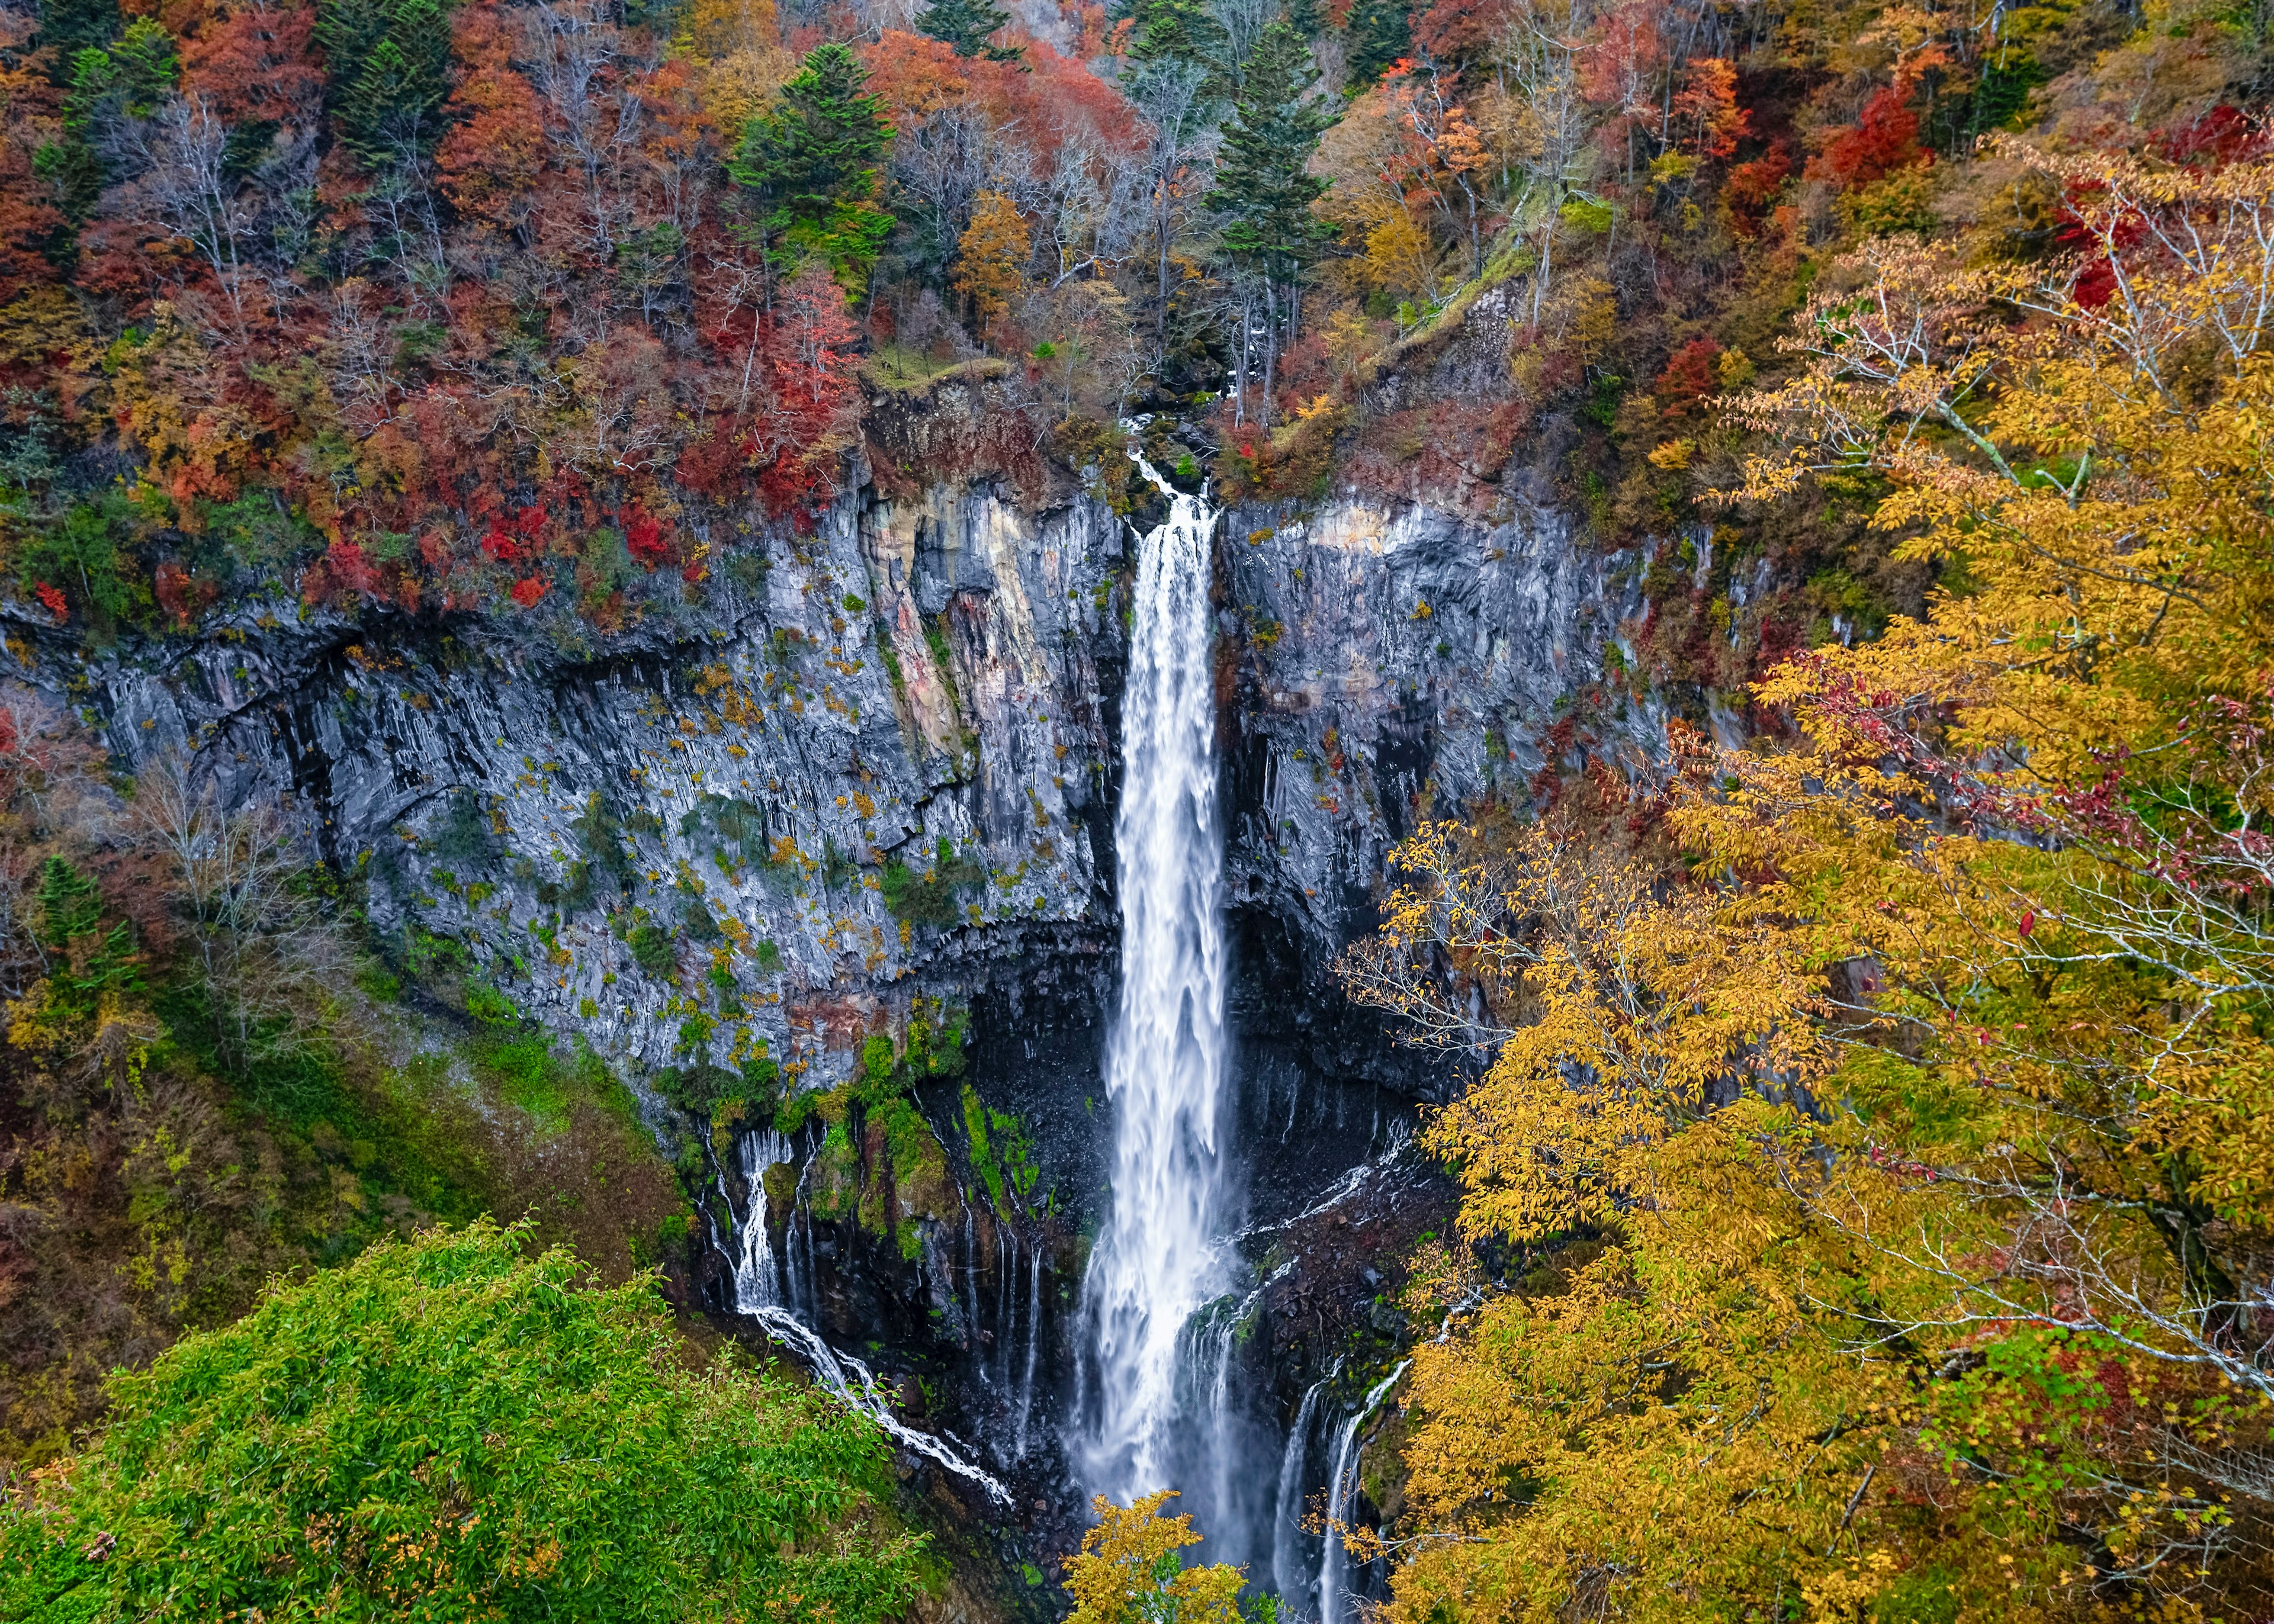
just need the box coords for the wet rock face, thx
[1216,489,1651,1101]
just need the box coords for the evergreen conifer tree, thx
[1205,18,1334,420]
[1124,0,1228,75]
[33,0,122,84]
[316,0,455,162]
[1342,0,1410,93]
[730,43,896,288]
[1206,20,1332,287]
[34,855,134,1006]
[919,0,1022,60]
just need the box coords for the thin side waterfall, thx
[1273,1372,1332,1604]
[1083,445,1229,1501]
[1015,1245,1043,1458]
[731,1129,794,1311]
[716,1130,1011,1507]
[1171,1288,1262,1539]
[962,1208,986,1375]
[1318,1363,1409,1624]
[996,1227,1013,1386]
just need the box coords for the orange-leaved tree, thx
[953,189,1030,352]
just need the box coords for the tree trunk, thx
[1234,285,1251,426]
[1261,280,1278,427]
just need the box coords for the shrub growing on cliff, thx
[1061,1491,1252,1624]
[880,838,986,927]
[0,1220,923,1623]
[628,921,678,974]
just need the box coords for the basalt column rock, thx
[27,477,1126,1088]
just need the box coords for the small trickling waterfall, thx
[731,1129,794,1311]
[1273,1371,1334,1606]
[1083,445,1231,1501]
[1016,1246,1043,1459]
[717,1133,1012,1506]
[1318,1363,1409,1624]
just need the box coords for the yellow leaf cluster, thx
[1061,1492,1246,1624]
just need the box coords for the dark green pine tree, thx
[34,0,123,84]
[728,43,896,286]
[1123,0,1228,73]
[1205,20,1334,288]
[316,0,456,163]
[1342,0,1411,94]
[34,18,175,221]
[919,0,1022,61]
[34,855,135,1008]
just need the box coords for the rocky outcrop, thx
[1215,488,1650,1099]
[21,472,1125,1089]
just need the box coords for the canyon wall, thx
[4,413,1659,1594]
[17,467,1649,1102]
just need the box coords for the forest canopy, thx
[0,1219,923,1622]
[1343,123,2274,1624]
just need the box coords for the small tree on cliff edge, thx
[1063,1491,1279,1624]
[920,0,1023,60]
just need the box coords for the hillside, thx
[2,0,2271,1617]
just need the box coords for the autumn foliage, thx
[1347,139,2274,1624]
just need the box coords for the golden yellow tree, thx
[1061,1493,1247,1624]
[1350,139,2274,1624]
[953,191,1030,352]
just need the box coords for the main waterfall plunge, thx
[1077,449,1372,1619]
[708,440,1403,1621]
[1081,449,1231,1499]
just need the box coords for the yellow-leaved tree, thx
[1343,137,2274,1623]
[1062,1493,1250,1624]
[954,191,1030,353]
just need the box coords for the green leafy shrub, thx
[629,923,677,975]
[860,1033,897,1092]
[961,1084,1040,1211]
[879,839,984,927]
[464,982,518,1024]
[0,1221,923,1622]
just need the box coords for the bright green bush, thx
[0,1220,923,1623]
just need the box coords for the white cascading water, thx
[1318,1362,1409,1624]
[1083,444,1230,1501]
[1272,1371,1332,1604]
[721,1131,1012,1506]
[732,1129,795,1312]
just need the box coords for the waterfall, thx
[962,1208,987,1377]
[1015,1244,1043,1459]
[1318,1363,1409,1624]
[743,1298,1014,1507]
[1272,1373,1332,1605]
[731,1128,794,1311]
[995,1227,1013,1386]
[1083,445,1229,1501]
[1172,1288,1262,1539]
[719,1128,1012,1507]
